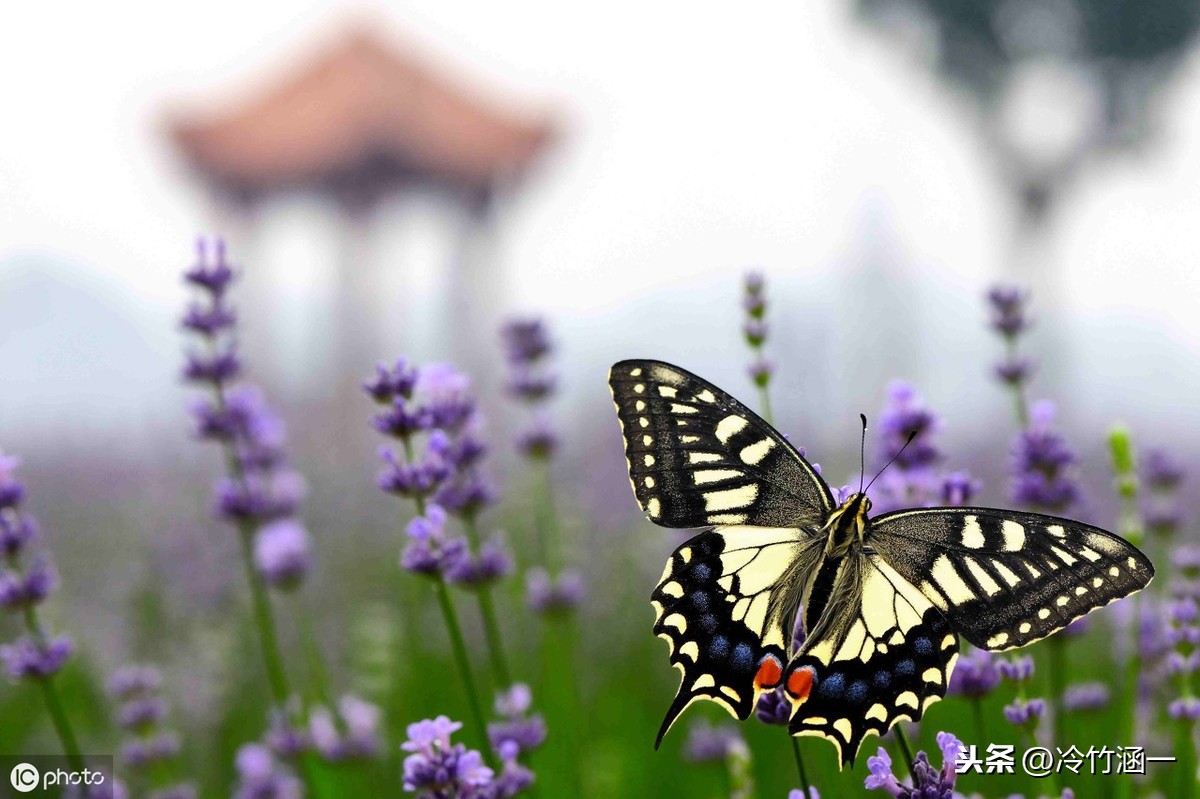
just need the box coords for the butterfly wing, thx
[868,507,1154,651]
[609,360,834,528]
[653,526,823,745]
[784,552,958,767]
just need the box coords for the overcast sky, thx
[4,0,1200,454]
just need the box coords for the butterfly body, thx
[610,359,1153,767]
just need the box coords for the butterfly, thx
[608,359,1153,767]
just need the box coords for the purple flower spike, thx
[0,634,73,679]
[1011,400,1080,513]
[1062,682,1110,712]
[500,319,552,365]
[940,471,981,506]
[788,789,820,799]
[525,567,584,614]
[234,743,302,799]
[748,357,773,387]
[0,452,25,510]
[402,715,496,795]
[998,655,1035,682]
[1169,697,1200,721]
[1144,448,1184,490]
[863,747,903,796]
[0,512,37,557]
[1003,698,1045,726]
[109,665,162,698]
[363,358,419,404]
[309,694,381,761]
[254,520,311,591]
[683,720,742,763]
[987,285,1031,337]
[948,647,1001,698]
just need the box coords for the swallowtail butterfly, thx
[609,359,1153,766]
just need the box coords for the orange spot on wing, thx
[786,666,815,703]
[754,656,782,690]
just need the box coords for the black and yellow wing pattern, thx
[609,359,1153,768]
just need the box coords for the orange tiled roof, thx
[168,29,557,198]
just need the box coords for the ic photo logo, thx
[9,762,39,793]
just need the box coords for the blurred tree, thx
[854,0,1200,285]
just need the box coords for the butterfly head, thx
[823,491,872,557]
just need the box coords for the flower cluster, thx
[999,656,1046,733]
[308,694,383,761]
[864,731,964,798]
[0,452,73,680]
[524,567,584,615]
[1166,597,1200,722]
[500,319,558,459]
[1011,400,1080,513]
[183,240,310,589]
[402,715,531,798]
[1144,448,1185,539]
[987,285,1035,390]
[488,684,547,760]
[742,271,773,390]
[369,361,510,582]
[870,382,980,514]
[110,665,193,797]
[948,646,1001,699]
[233,744,302,799]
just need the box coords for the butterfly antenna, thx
[864,429,919,494]
[858,414,868,494]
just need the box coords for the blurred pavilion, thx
[166,23,559,388]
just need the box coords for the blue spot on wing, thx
[709,636,730,658]
[691,563,712,582]
[731,643,754,672]
[913,637,933,656]
[699,614,719,633]
[816,672,845,699]
[690,591,710,612]
[873,671,892,688]
[896,659,915,676]
[847,680,869,704]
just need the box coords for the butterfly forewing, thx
[868,508,1154,650]
[652,527,821,744]
[609,360,832,529]
[784,554,958,766]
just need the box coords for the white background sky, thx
[3,0,1200,458]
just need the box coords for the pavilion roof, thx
[167,28,558,201]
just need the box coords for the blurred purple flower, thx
[1144,448,1184,490]
[364,358,419,404]
[987,285,1031,337]
[525,568,584,614]
[754,687,791,726]
[1011,400,1080,513]
[864,746,903,796]
[940,471,981,507]
[683,720,743,763]
[748,357,773,388]
[254,520,311,591]
[402,715,495,796]
[0,634,72,679]
[109,664,162,699]
[948,647,1001,698]
[999,655,1035,683]
[309,694,381,761]
[789,789,820,799]
[500,319,552,365]
[516,415,558,460]
[446,533,513,589]
[1061,682,1110,712]
[1169,697,1200,721]
[234,743,302,799]
[1003,698,1045,727]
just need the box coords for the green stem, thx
[1175,718,1198,799]
[1047,634,1066,748]
[757,386,774,426]
[295,596,333,709]
[237,526,290,706]
[893,725,916,780]
[432,576,495,767]
[464,516,513,687]
[970,697,987,752]
[35,671,85,772]
[535,457,559,570]
[788,736,810,797]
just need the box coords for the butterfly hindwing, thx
[869,508,1154,650]
[609,360,833,529]
[652,527,822,745]
[784,553,958,766]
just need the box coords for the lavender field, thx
[0,237,1194,798]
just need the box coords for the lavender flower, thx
[489,683,547,756]
[1143,448,1184,539]
[683,720,743,763]
[401,505,470,578]
[525,567,585,614]
[755,686,791,725]
[253,520,311,590]
[788,790,820,799]
[939,471,981,507]
[0,453,73,682]
[864,731,964,798]
[500,319,560,462]
[987,285,1031,337]
[999,655,1035,683]
[871,382,943,513]
[402,716,496,797]
[948,647,1001,698]
[447,533,514,589]
[1061,682,1110,712]
[234,743,302,799]
[1011,400,1080,513]
[1003,698,1046,727]
[741,271,775,395]
[110,663,191,789]
[308,694,382,761]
